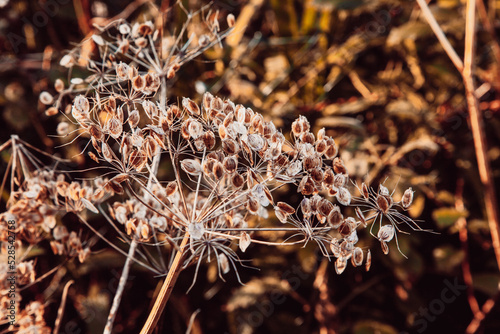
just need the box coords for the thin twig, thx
[466,288,500,333]
[53,280,74,334]
[456,178,480,315]
[415,0,464,72]
[104,238,138,334]
[462,0,500,272]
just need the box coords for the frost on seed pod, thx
[335,256,347,275]
[181,159,202,176]
[336,187,351,206]
[189,222,205,240]
[401,187,414,209]
[327,205,343,228]
[239,232,251,252]
[378,224,395,243]
[351,247,363,267]
[182,97,200,115]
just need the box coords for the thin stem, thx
[104,238,138,334]
[140,231,190,334]
[463,0,500,272]
[415,0,464,72]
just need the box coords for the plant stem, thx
[104,238,138,334]
[140,231,190,334]
[463,0,500,272]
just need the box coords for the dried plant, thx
[0,2,429,334]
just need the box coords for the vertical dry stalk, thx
[140,232,190,334]
[418,0,500,272]
[463,0,500,272]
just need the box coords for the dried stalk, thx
[418,0,500,272]
[140,232,190,334]
[462,0,500,271]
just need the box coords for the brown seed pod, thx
[143,136,158,160]
[323,167,335,186]
[338,220,354,237]
[310,167,324,183]
[101,142,113,163]
[315,139,327,155]
[107,117,122,139]
[88,124,104,141]
[324,143,338,160]
[231,173,244,188]
[247,196,260,214]
[335,257,347,275]
[223,156,238,174]
[212,161,224,180]
[165,181,177,197]
[361,182,369,200]
[381,241,389,255]
[301,198,311,216]
[376,195,390,214]
[355,207,366,228]
[333,157,347,174]
[401,187,414,209]
[128,109,140,128]
[327,205,343,228]
[227,13,236,27]
[203,92,213,110]
[333,174,346,188]
[182,97,200,115]
[300,132,315,144]
[277,202,295,215]
[365,249,372,271]
[298,176,315,196]
[132,75,145,91]
[318,199,334,217]
[181,159,202,176]
[129,150,147,172]
[247,133,265,151]
[336,187,351,206]
[222,138,240,155]
[202,131,216,150]
[111,173,129,184]
[351,247,364,267]
[116,62,129,80]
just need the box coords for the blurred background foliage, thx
[1,0,500,333]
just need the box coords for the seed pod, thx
[247,196,260,214]
[222,138,240,155]
[181,159,202,176]
[182,97,200,115]
[378,224,395,242]
[107,117,122,139]
[231,173,244,188]
[301,198,311,217]
[300,132,315,145]
[277,202,295,215]
[361,182,369,200]
[181,119,191,139]
[335,256,347,274]
[336,187,351,206]
[129,150,147,172]
[365,249,372,271]
[188,119,203,139]
[338,220,354,237]
[318,199,334,217]
[323,167,335,186]
[239,232,251,252]
[275,207,288,223]
[202,131,216,150]
[298,176,315,196]
[223,156,238,173]
[401,187,414,209]
[212,161,224,180]
[57,122,69,136]
[355,207,366,228]
[219,253,230,274]
[327,205,343,228]
[333,174,346,188]
[376,195,390,214]
[315,139,327,155]
[333,157,347,174]
[211,96,224,111]
[132,75,145,91]
[330,238,341,257]
[203,92,213,110]
[247,133,265,151]
[143,136,158,160]
[128,109,140,128]
[381,241,389,255]
[324,142,338,160]
[165,181,177,197]
[143,100,158,119]
[189,222,205,240]
[352,247,363,267]
[101,142,113,163]
[227,13,236,27]
[39,91,53,105]
[310,166,324,183]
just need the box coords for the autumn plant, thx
[0,3,426,334]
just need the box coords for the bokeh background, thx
[1,0,500,333]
